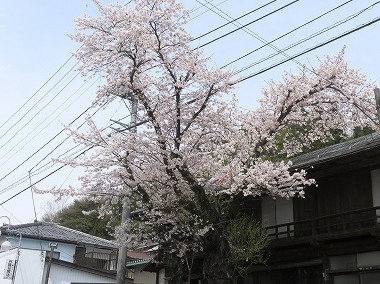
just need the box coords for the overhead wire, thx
[191,0,277,42]
[188,0,229,21]
[238,15,380,82]
[0,117,144,206]
[195,0,309,73]
[0,51,79,132]
[0,71,81,153]
[195,0,338,87]
[0,76,101,168]
[221,0,354,69]
[197,0,300,49]
[0,205,22,224]
[0,101,133,198]
[234,1,380,75]
[199,0,380,126]
[0,98,114,194]
[0,60,80,146]
[0,154,82,207]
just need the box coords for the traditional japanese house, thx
[242,131,380,284]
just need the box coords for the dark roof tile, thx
[1,222,117,249]
[290,131,380,169]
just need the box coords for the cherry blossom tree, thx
[42,0,378,283]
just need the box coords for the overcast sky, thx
[0,0,379,225]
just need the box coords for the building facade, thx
[0,221,119,283]
[242,132,380,284]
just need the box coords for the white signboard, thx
[3,260,14,280]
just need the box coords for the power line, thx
[221,0,354,69]
[0,61,80,149]
[188,0,229,21]
[0,113,139,200]
[0,205,22,224]
[0,99,111,191]
[195,0,331,84]
[0,52,78,132]
[192,0,277,42]
[200,0,379,96]
[238,15,380,82]
[0,102,132,198]
[0,76,101,169]
[0,161,71,206]
[234,1,380,75]
[0,118,145,206]
[197,0,300,48]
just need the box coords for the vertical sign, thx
[3,259,15,280]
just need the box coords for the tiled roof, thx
[290,131,380,169]
[0,222,118,249]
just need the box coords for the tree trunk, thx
[165,253,188,284]
[202,230,234,284]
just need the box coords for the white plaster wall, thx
[261,196,294,227]
[14,249,45,284]
[0,237,76,263]
[133,267,167,284]
[261,196,276,227]
[276,197,294,225]
[133,269,157,284]
[158,268,166,284]
[0,248,45,284]
[45,262,116,284]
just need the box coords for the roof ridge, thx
[291,131,380,169]
[2,221,117,248]
[53,223,117,246]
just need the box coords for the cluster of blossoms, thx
[38,0,378,262]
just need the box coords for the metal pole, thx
[116,97,138,284]
[11,232,21,284]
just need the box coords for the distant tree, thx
[351,125,375,138]
[41,195,71,223]
[44,198,121,240]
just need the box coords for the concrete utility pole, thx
[44,243,57,284]
[116,97,138,284]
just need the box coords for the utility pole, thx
[116,97,138,284]
[44,243,57,284]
